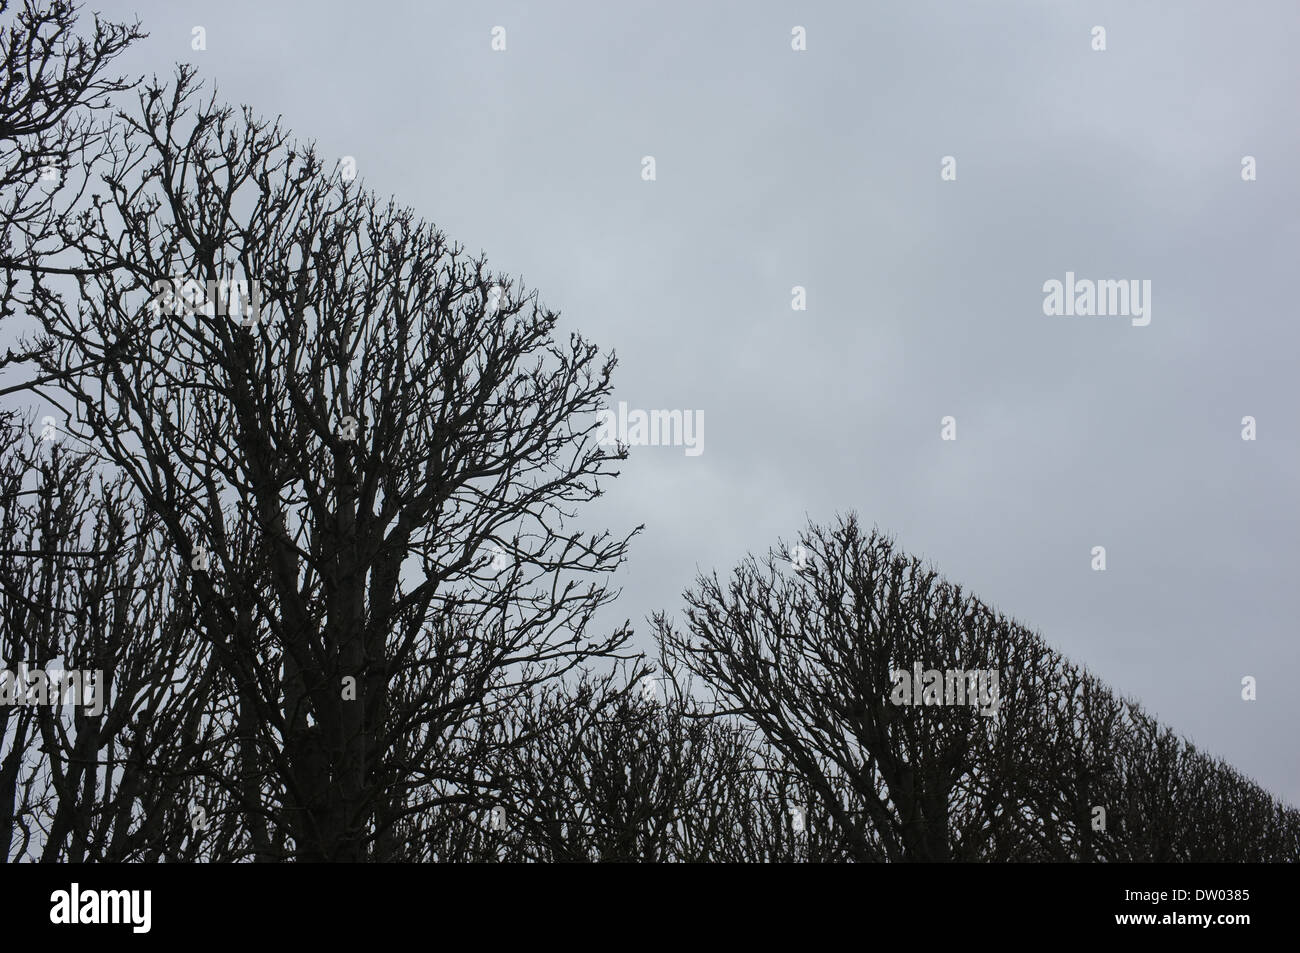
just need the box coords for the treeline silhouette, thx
[0,1,1295,862]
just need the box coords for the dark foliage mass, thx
[1,1,1294,862]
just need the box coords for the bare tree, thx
[405,665,847,863]
[485,668,746,862]
[0,0,142,361]
[654,513,1300,862]
[0,411,216,862]
[19,68,640,861]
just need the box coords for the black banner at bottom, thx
[0,861,1281,942]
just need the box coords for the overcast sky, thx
[69,0,1300,804]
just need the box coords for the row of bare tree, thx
[1,0,1295,862]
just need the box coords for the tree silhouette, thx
[0,0,142,360]
[653,513,1300,862]
[0,410,217,862]
[16,67,639,861]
